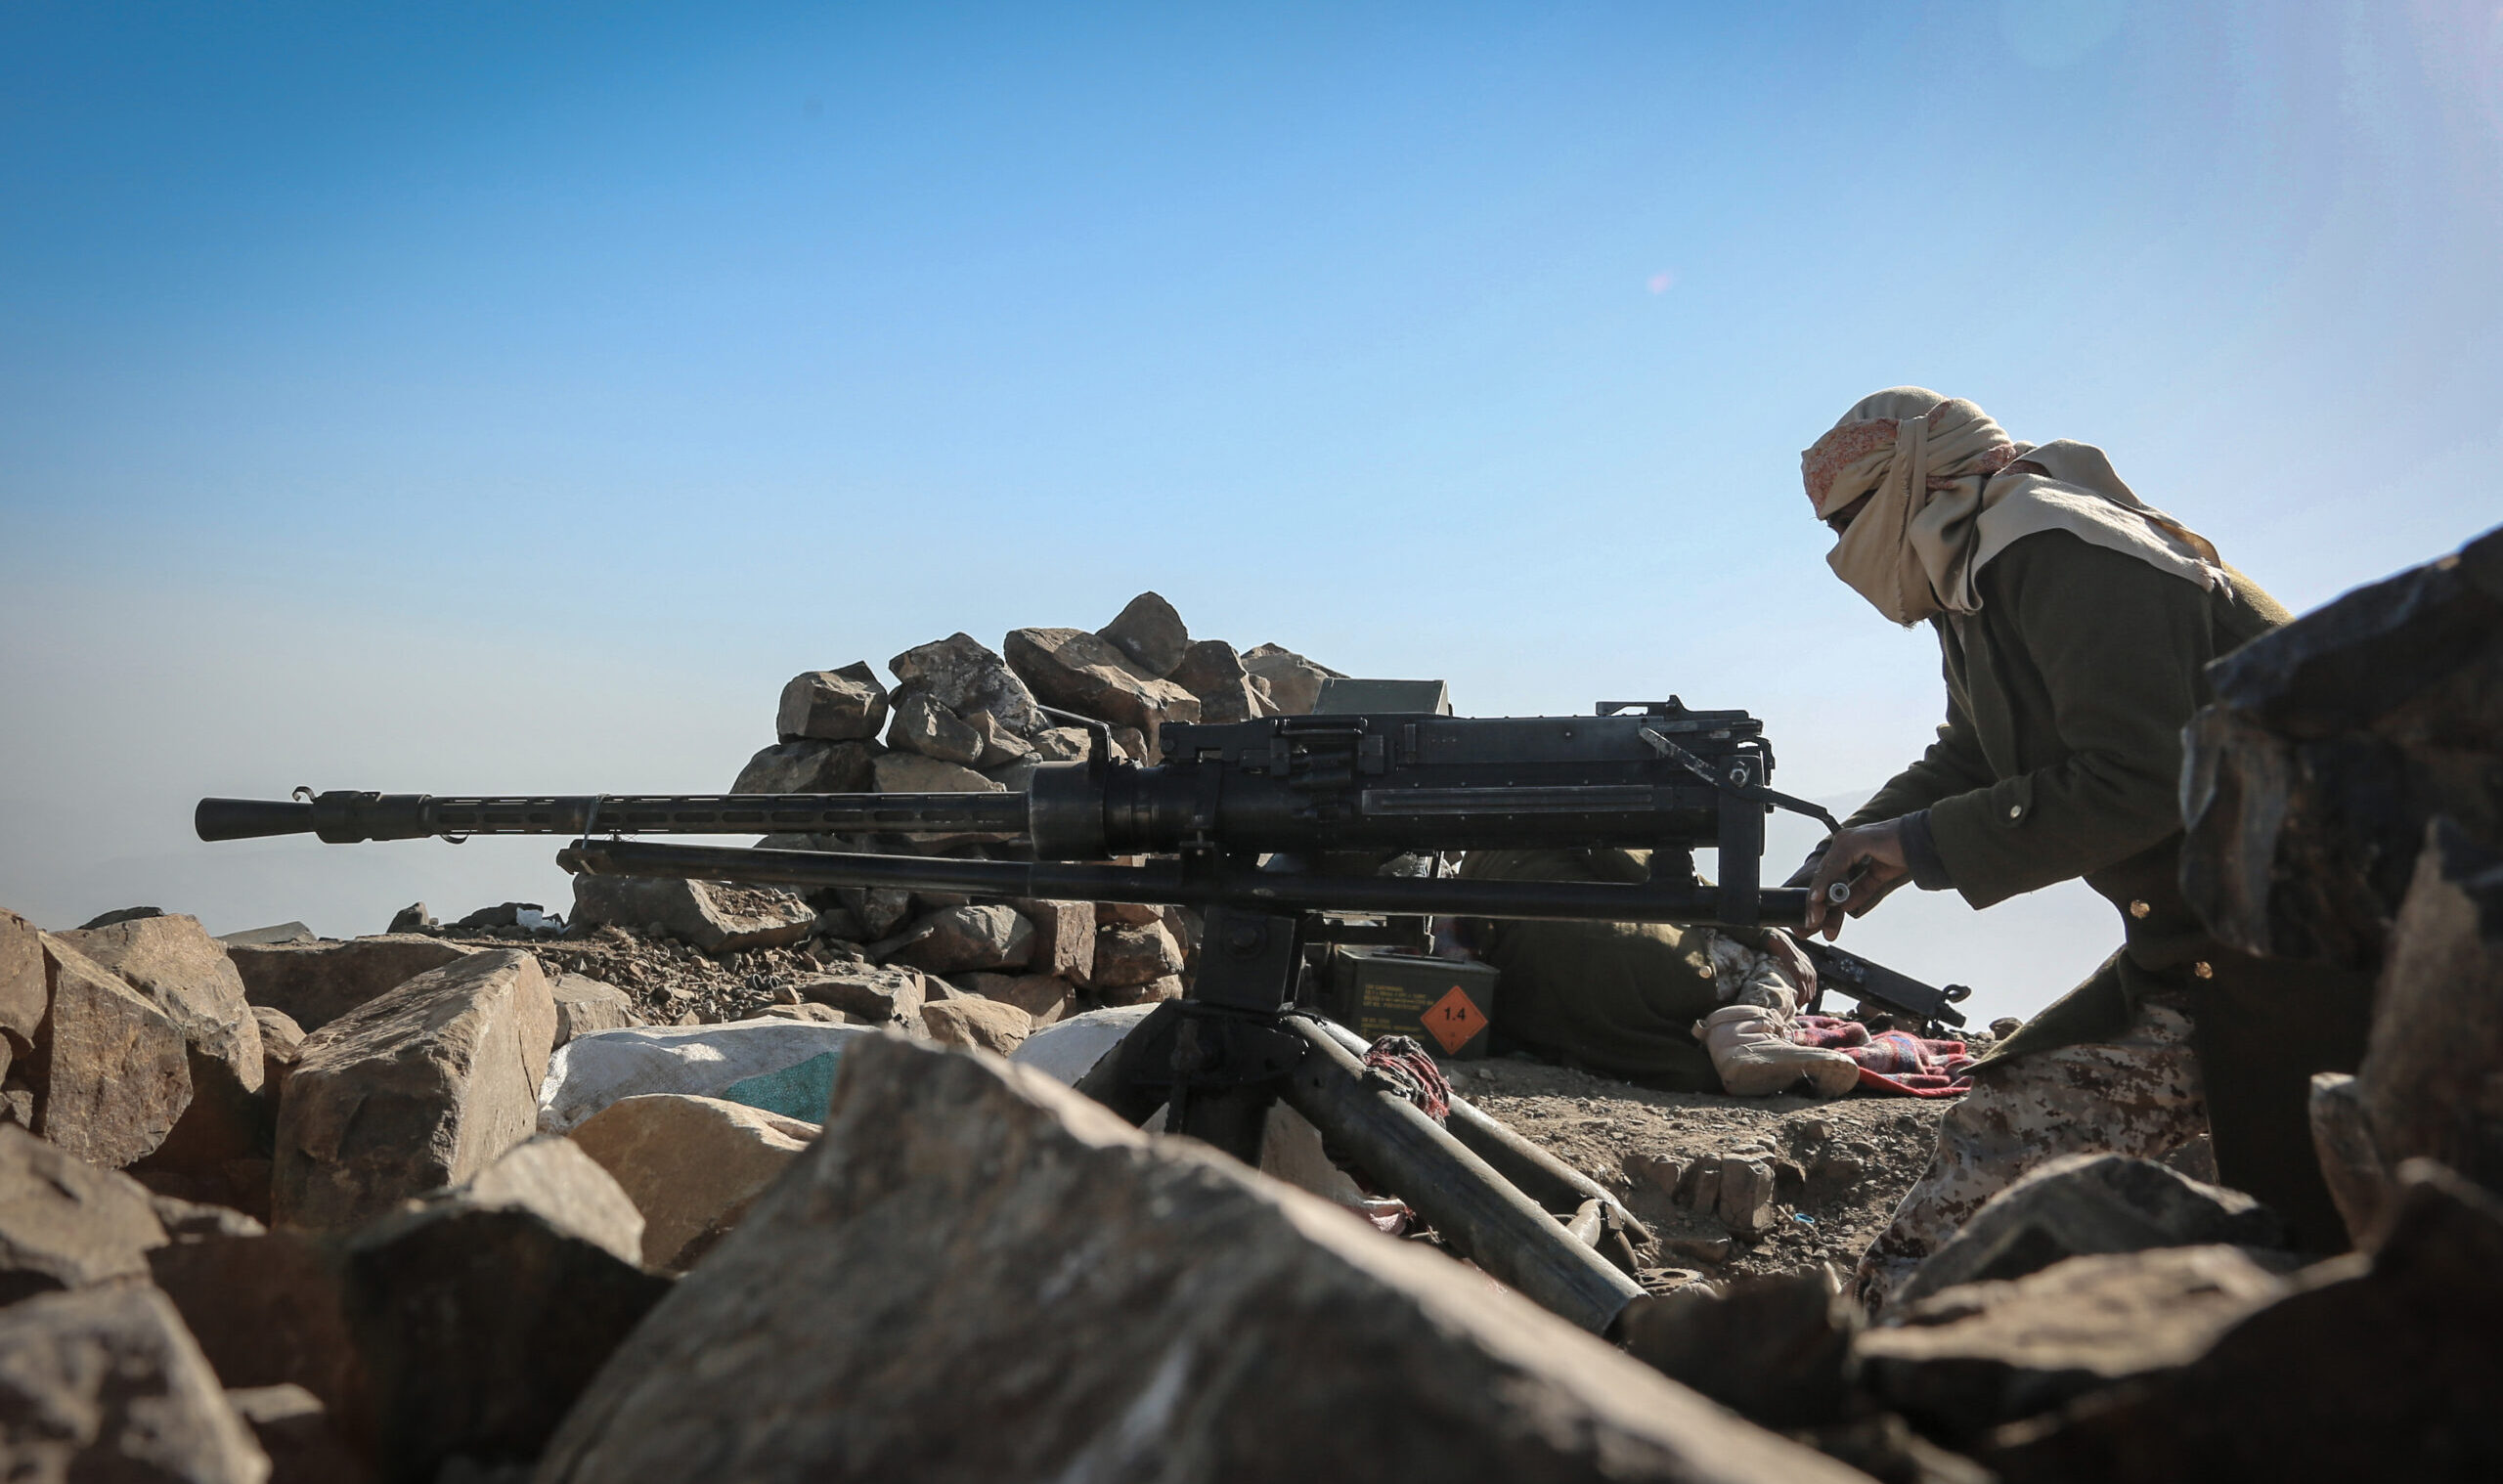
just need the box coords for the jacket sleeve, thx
[1926,533,2212,907]
[1842,633,1996,830]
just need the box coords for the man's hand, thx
[1799,818,1914,941]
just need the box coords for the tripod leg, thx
[1275,1017,1645,1336]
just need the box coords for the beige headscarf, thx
[1799,386,2227,625]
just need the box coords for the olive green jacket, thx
[1845,529,2289,1061]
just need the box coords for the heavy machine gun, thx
[198,700,1969,1336]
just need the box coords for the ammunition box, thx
[1324,948,1499,1061]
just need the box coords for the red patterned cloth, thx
[1791,1017,1973,1096]
[1791,1014,1873,1050]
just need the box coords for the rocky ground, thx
[1458,1060,1951,1283]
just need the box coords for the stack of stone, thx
[675,592,1342,1026]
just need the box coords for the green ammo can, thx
[1324,948,1500,1062]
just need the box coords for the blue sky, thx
[5,1,2498,1017]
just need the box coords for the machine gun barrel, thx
[195,790,1031,844]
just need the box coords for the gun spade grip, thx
[195,798,318,842]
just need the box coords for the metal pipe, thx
[1273,1016,1644,1336]
[1309,1017,1654,1245]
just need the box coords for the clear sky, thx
[5,1,2498,1019]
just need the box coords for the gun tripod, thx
[1073,903,1656,1335]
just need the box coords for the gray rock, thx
[273,950,557,1231]
[386,902,434,933]
[227,934,470,1034]
[869,751,1001,796]
[776,662,889,743]
[253,1006,305,1098]
[1012,898,1096,983]
[1169,638,1267,721]
[30,932,193,1168]
[1086,921,1184,988]
[1097,973,1185,1007]
[1242,642,1345,717]
[1,907,44,1060]
[1004,627,1203,738]
[0,1121,169,1303]
[77,906,165,930]
[567,1094,814,1272]
[226,1382,373,1484]
[1098,590,1190,677]
[0,1284,270,1482]
[569,876,814,953]
[220,922,316,946]
[1620,1271,1858,1429]
[949,972,1074,1026]
[832,887,914,940]
[919,995,1032,1054]
[1717,1157,1778,1238]
[2181,521,2501,968]
[60,911,265,1099]
[1895,1152,2285,1308]
[1861,1244,2292,1441]
[1030,725,1094,762]
[534,1036,1866,1484]
[730,739,880,795]
[343,1178,672,1483]
[888,905,1035,975]
[1978,1160,2503,1482]
[795,966,926,1029]
[885,689,986,765]
[447,1134,645,1267]
[550,974,637,1047]
[149,1228,366,1424]
[888,633,1047,736]
[966,709,1037,767]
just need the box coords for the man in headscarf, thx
[1792,387,2373,1306]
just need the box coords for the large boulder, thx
[57,913,262,1097]
[342,1164,672,1483]
[549,974,637,1047]
[0,1122,169,1302]
[149,1228,368,1431]
[1008,1004,1160,1084]
[1893,1152,2285,1308]
[1242,642,1344,717]
[2332,818,2503,1234]
[1859,1244,2292,1440]
[776,662,889,743]
[730,738,880,795]
[534,1036,1865,1483]
[867,750,1001,798]
[1004,627,1203,740]
[226,934,468,1034]
[1169,637,1268,722]
[1,908,48,1058]
[568,1094,813,1271]
[1013,897,1096,982]
[1979,1162,2503,1481]
[273,950,557,1231]
[2180,522,2502,968]
[0,1284,270,1482]
[793,966,927,1030]
[569,875,813,953]
[919,995,1032,1054]
[1097,590,1190,678]
[886,904,1034,975]
[887,633,1048,737]
[535,1021,871,1133]
[1087,921,1185,989]
[29,933,193,1168]
[950,971,1073,1026]
[447,1134,645,1267]
[884,689,986,765]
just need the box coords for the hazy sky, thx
[5,1,2498,1020]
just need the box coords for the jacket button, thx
[2129,899,2152,919]
[2006,805,2023,820]
[2192,961,2214,980]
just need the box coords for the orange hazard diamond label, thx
[1424,984,1489,1056]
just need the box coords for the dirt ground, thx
[1451,1057,1954,1285]
[425,921,1959,1281]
